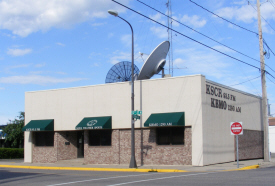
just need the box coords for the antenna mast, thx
[166,0,173,76]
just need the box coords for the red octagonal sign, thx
[230,122,243,135]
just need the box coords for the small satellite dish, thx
[137,41,170,80]
[105,61,140,83]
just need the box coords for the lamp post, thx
[108,10,137,168]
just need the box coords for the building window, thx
[156,127,184,145]
[89,130,112,146]
[34,131,54,146]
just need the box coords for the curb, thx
[225,164,260,172]
[0,165,188,173]
[238,165,259,170]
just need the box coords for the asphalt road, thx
[1,166,275,186]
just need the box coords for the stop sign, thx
[230,122,243,135]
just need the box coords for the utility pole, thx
[256,0,269,162]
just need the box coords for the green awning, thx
[75,116,112,130]
[144,112,185,127]
[22,119,54,131]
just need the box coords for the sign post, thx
[230,122,243,168]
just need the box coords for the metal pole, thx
[236,135,239,168]
[117,16,137,168]
[256,0,269,162]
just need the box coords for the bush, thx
[0,148,24,159]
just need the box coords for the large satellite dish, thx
[105,61,140,83]
[137,41,170,80]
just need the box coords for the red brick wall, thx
[84,127,192,165]
[32,132,57,163]
[56,131,78,161]
[84,130,120,164]
[119,127,192,165]
[236,129,264,160]
[32,127,192,165]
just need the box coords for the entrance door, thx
[77,131,84,158]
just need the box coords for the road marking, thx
[47,173,161,186]
[107,172,217,186]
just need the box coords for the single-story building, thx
[23,75,264,166]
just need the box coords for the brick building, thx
[23,75,264,166]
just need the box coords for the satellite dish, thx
[105,61,140,83]
[137,41,170,80]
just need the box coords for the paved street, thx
[1,166,275,186]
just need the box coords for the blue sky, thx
[0,0,275,124]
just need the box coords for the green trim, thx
[144,112,185,127]
[75,116,112,130]
[22,119,54,131]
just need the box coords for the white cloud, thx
[150,26,167,39]
[212,45,236,53]
[35,63,46,68]
[0,0,130,37]
[172,16,180,27]
[108,33,114,38]
[7,48,32,56]
[215,6,256,24]
[56,42,65,47]
[180,15,207,28]
[173,58,186,65]
[149,13,166,24]
[109,51,130,64]
[174,48,230,79]
[121,34,131,46]
[0,75,85,85]
[91,22,106,27]
[7,64,31,69]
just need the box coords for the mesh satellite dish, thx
[137,41,170,80]
[105,61,140,83]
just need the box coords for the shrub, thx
[0,148,24,159]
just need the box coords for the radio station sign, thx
[206,84,242,113]
[25,128,41,131]
[149,122,172,127]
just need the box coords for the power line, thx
[136,0,275,74]
[229,75,261,87]
[136,0,262,65]
[189,0,275,57]
[248,1,275,33]
[267,75,275,85]
[112,0,275,81]
[269,0,275,10]
[189,0,258,35]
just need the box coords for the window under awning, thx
[75,116,112,130]
[144,112,185,127]
[22,119,54,131]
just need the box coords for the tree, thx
[2,112,24,148]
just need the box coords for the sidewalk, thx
[1,157,275,172]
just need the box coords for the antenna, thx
[105,61,140,83]
[137,41,170,80]
[166,0,173,76]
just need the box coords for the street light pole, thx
[108,10,137,168]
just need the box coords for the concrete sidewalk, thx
[1,157,275,172]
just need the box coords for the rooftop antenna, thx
[137,41,170,80]
[166,0,173,76]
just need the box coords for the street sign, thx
[131,110,142,115]
[133,115,140,119]
[230,122,243,135]
[231,121,243,168]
